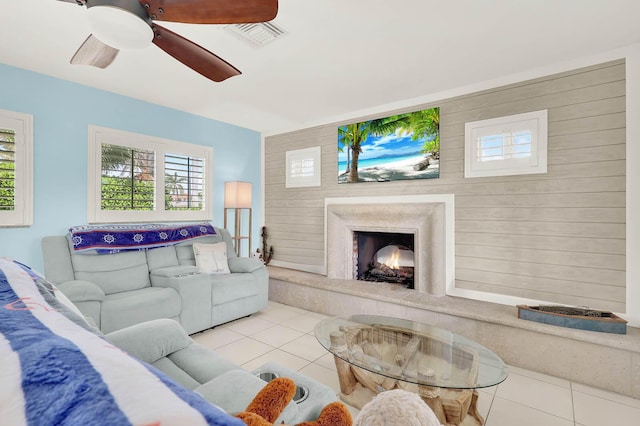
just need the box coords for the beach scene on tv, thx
[338,107,440,183]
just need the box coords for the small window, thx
[465,110,547,178]
[286,146,321,188]
[0,109,33,227]
[88,126,213,223]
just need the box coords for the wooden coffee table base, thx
[335,361,484,425]
[324,324,501,426]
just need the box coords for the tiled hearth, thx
[268,266,640,401]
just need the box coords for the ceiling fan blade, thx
[57,0,86,4]
[70,35,119,69]
[141,0,278,24]
[152,24,240,82]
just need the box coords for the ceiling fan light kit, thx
[86,0,153,50]
[59,0,279,82]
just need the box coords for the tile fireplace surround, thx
[325,194,455,296]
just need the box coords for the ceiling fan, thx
[58,0,278,82]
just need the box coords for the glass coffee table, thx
[314,315,508,425]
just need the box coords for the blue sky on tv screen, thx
[337,128,428,163]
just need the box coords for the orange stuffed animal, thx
[234,377,352,426]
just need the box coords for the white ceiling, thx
[2,0,640,134]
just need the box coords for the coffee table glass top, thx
[314,315,508,389]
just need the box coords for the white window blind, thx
[0,128,16,211]
[101,143,156,211]
[286,146,321,188]
[478,130,532,161]
[290,157,315,178]
[164,153,205,211]
[0,109,33,226]
[465,110,547,178]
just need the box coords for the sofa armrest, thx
[228,257,264,273]
[58,280,105,303]
[150,267,212,334]
[106,318,192,364]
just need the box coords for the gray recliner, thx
[41,226,268,334]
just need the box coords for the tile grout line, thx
[483,387,497,425]
[570,381,577,425]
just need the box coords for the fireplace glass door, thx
[354,231,415,289]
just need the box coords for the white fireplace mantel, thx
[324,194,455,296]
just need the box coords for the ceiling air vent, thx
[225,22,287,47]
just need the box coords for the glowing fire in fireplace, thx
[375,245,414,270]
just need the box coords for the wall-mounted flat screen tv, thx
[338,106,439,183]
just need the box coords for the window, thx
[164,153,205,211]
[0,109,33,227]
[88,126,212,223]
[464,110,547,178]
[285,146,321,188]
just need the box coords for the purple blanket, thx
[69,223,216,254]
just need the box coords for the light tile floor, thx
[192,301,640,425]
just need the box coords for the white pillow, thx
[193,242,231,274]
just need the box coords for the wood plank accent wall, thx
[264,60,626,312]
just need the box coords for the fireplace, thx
[354,231,415,288]
[325,194,455,296]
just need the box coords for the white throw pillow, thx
[193,242,231,275]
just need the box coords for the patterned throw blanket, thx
[0,258,243,426]
[69,223,216,254]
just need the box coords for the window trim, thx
[0,109,33,227]
[87,125,213,223]
[285,146,321,188]
[464,110,548,178]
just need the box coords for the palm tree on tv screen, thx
[401,107,440,157]
[339,107,440,182]
[341,115,410,183]
[337,128,353,175]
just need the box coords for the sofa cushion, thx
[175,230,237,266]
[0,259,243,426]
[210,273,260,306]
[228,257,264,273]
[101,287,181,333]
[71,250,150,295]
[194,242,231,275]
[146,245,180,270]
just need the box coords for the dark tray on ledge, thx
[517,305,627,334]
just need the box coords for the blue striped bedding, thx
[0,258,243,426]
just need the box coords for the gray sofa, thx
[41,227,268,334]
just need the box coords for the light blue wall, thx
[0,63,262,271]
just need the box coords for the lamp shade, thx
[224,181,252,208]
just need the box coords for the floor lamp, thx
[224,181,252,257]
